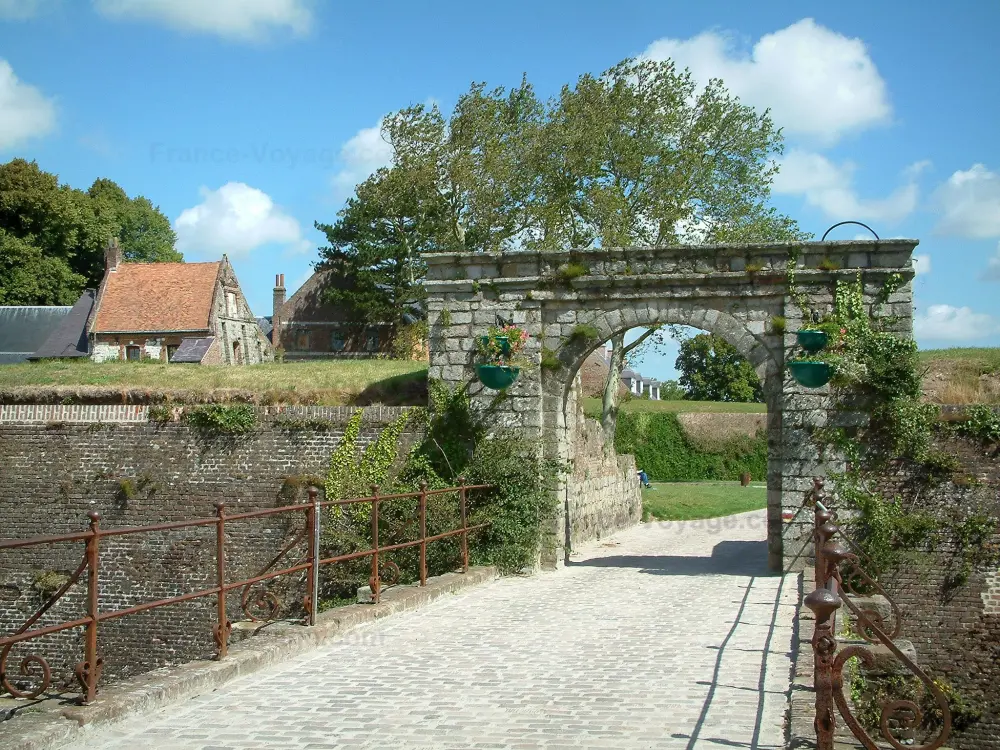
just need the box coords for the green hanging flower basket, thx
[788,360,833,388]
[478,335,511,357]
[796,329,829,354]
[476,364,520,390]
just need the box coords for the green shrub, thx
[568,323,600,344]
[183,404,258,435]
[613,411,767,481]
[953,404,1000,444]
[147,404,173,423]
[555,262,589,283]
[464,434,560,573]
[540,347,561,371]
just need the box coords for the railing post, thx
[805,482,841,750]
[214,502,229,659]
[458,476,469,574]
[370,485,380,604]
[83,511,101,703]
[419,481,428,586]
[307,487,321,626]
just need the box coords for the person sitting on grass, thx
[637,469,651,488]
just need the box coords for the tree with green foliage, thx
[320,57,804,420]
[315,165,438,328]
[675,333,764,403]
[316,76,546,327]
[0,159,179,305]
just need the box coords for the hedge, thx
[614,411,767,481]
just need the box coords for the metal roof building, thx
[0,305,72,364]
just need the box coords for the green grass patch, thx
[918,347,1000,371]
[582,397,766,416]
[642,481,767,521]
[0,359,428,406]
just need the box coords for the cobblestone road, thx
[61,510,798,750]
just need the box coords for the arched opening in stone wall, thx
[423,239,918,573]
[548,306,782,570]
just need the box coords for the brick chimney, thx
[105,237,122,273]
[272,273,286,349]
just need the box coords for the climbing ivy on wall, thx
[804,273,1000,587]
[324,408,364,502]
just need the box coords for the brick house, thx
[267,270,422,359]
[88,240,272,365]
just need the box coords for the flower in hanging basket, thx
[474,323,529,390]
[475,324,529,365]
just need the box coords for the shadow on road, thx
[567,540,773,577]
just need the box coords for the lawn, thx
[583,397,766,417]
[641,481,767,521]
[0,359,429,405]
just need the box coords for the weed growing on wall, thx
[183,404,258,436]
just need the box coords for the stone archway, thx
[423,240,917,572]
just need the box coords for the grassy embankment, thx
[0,359,428,405]
[918,347,1000,404]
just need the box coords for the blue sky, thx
[2,0,998,381]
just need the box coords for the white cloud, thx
[914,304,998,341]
[93,0,312,41]
[912,254,931,276]
[174,182,312,257]
[934,164,1000,239]
[331,119,393,199]
[773,150,923,222]
[0,0,53,19]
[0,59,56,150]
[644,18,890,144]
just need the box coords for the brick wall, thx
[0,406,419,692]
[871,437,1000,750]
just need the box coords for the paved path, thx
[61,510,798,750]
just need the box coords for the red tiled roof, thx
[92,262,220,333]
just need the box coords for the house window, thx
[331,331,346,352]
[125,345,141,362]
[225,291,237,317]
[232,340,242,365]
[365,331,379,352]
[166,345,179,362]
[295,329,310,350]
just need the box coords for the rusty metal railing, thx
[804,478,951,750]
[0,479,488,704]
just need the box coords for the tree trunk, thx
[601,332,626,443]
[600,327,660,444]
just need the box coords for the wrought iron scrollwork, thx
[0,554,88,698]
[239,510,309,622]
[806,478,952,750]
